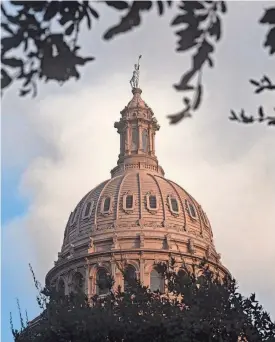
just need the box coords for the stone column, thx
[138,123,142,153]
[152,132,156,155]
[148,126,152,154]
[111,260,117,290]
[126,124,130,155]
[139,257,145,284]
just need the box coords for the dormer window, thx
[122,193,135,214]
[186,200,197,219]
[103,197,111,212]
[149,195,157,209]
[126,195,133,209]
[70,208,78,226]
[202,211,210,227]
[146,192,159,213]
[82,201,94,219]
[168,196,179,215]
[101,196,113,216]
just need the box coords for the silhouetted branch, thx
[249,75,275,94]
[230,76,275,126]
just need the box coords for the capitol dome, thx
[46,83,228,296]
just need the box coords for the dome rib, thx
[137,172,142,220]
[168,179,204,233]
[115,173,127,220]
[149,174,166,222]
[94,176,118,226]
[164,177,187,229]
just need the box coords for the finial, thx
[130,55,142,90]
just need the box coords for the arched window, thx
[150,269,164,292]
[96,268,109,295]
[73,272,84,293]
[186,200,197,219]
[169,197,179,213]
[125,195,133,209]
[131,126,138,150]
[142,129,148,152]
[57,278,65,295]
[103,197,111,212]
[202,211,210,227]
[149,195,157,209]
[124,265,137,292]
[83,201,93,218]
[70,208,78,225]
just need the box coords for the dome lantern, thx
[112,56,164,178]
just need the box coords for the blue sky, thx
[2,2,275,341]
[2,169,39,341]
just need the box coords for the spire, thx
[111,58,164,178]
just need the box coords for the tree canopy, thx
[11,259,275,342]
[1,1,275,125]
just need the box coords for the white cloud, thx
[2,1,275,319]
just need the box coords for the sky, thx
[1,2,275,341]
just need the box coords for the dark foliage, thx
[230,76,275,126]
[1,1,274,126]
[11,259,275,342]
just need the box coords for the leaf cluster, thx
[1,1,172,97]
[1,1,274,127]
[260,7,275,55]
[167,1,227,124]
[11,259,275,342]
[1,1,99,96]
[230,76,275,126]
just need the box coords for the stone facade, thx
[46,87,229,296]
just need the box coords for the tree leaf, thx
[19,88,31,97]
[264,27,275,55]
[268,118,275,125]
[157,1,164,15]
[44,1,60,21]
[65,23,75,36]
[105,1,129,10]
[207,57,214,68]
[171,14,199,26]
[2,57,23,68]
[183,97,190,105]
[1,68,12,89]
[192,84,202,110]
[103,1,152,40]
[229,110,238,121]
[1,22,14,35]
[260,8,275,24]
[87,5,99,19]
[220,1,227,13]
[174,69,196,91]
[181,1,205,12]
[258,106,264,119]
[175,27,202,52]
[209,16,221,41]
[1,36,22,54]
[193,39,214,70]
[249,79,260,86]
[74,56,95,65]
[262,75,272,85]
[255,87,264,94]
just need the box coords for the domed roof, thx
[57,82,221,270]
[62,170,214,253]
[126,87,150,109]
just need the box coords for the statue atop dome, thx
[130,55,142,89]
